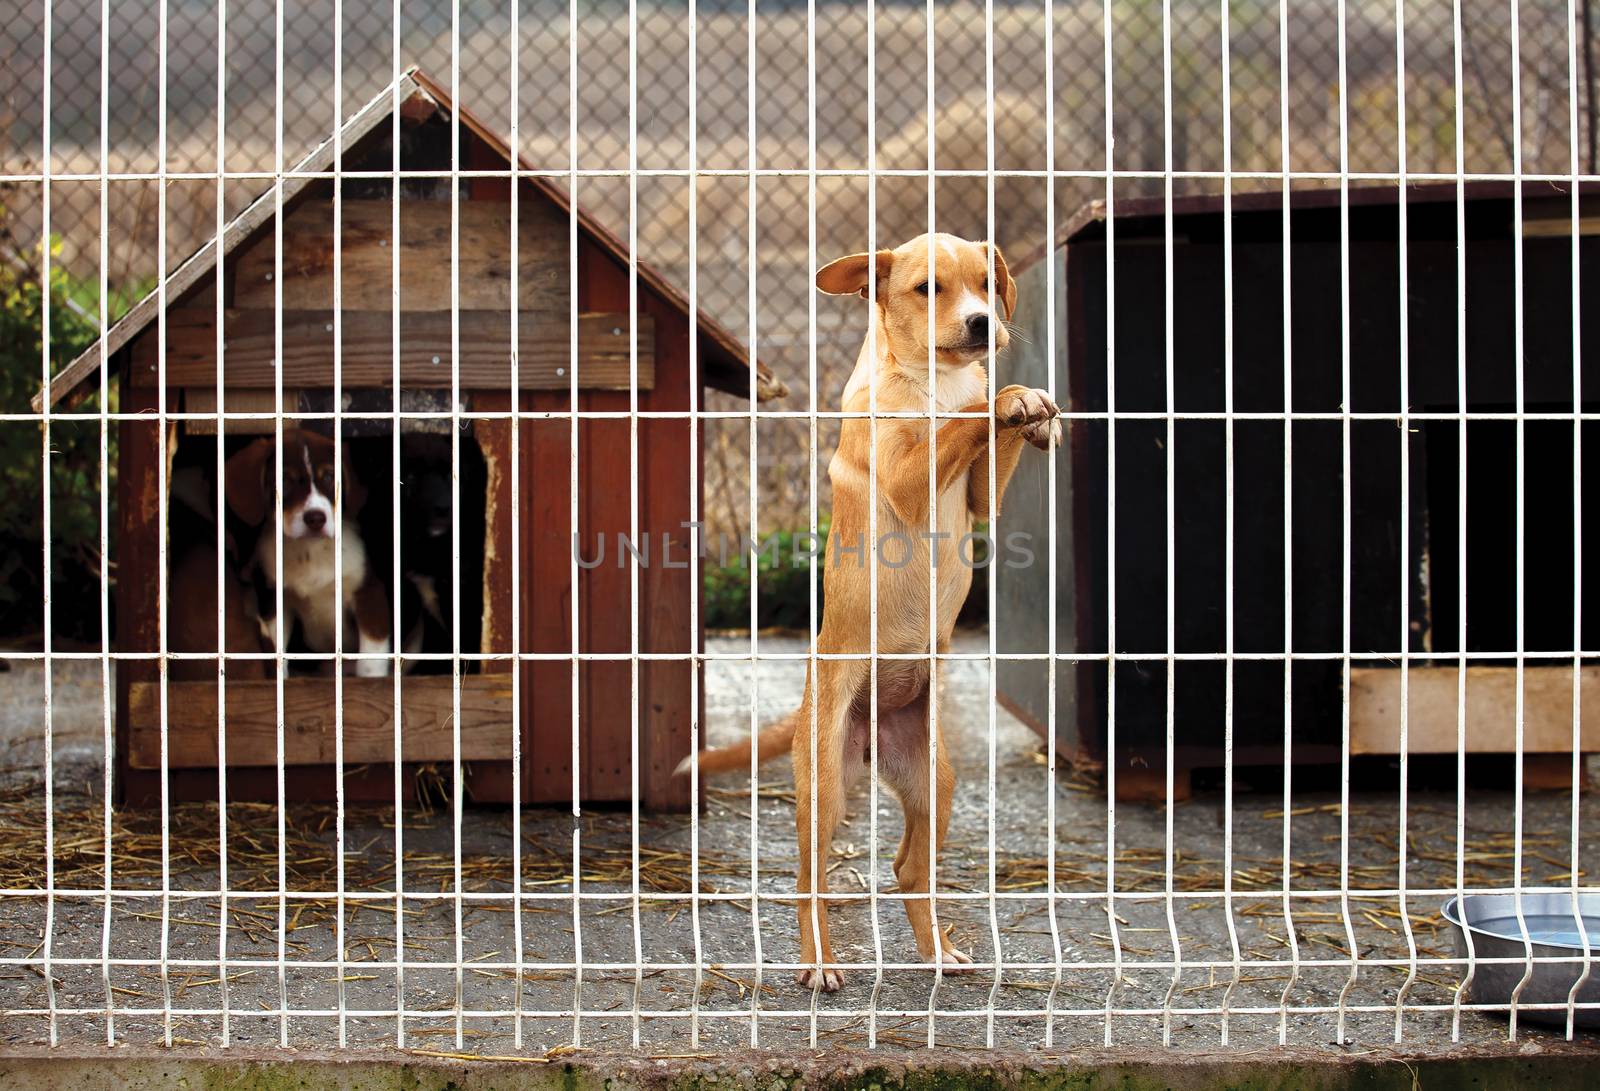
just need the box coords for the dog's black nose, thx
[966,313,990,342]
[302,509,327,532]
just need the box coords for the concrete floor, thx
[0,631,1596,1056]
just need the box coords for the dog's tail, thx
[673,710,798,778]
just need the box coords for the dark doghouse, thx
[996,182,1599,799]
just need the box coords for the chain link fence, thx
[4,0,1593,537]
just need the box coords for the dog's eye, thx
[914,281,931,295]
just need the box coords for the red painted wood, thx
[115,373,164,806]
[522,412,577,805]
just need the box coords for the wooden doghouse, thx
[35,68,786,811]
[994,181,1599,799]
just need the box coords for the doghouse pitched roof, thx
[34,66,787,412]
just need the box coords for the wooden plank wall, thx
[133,309,655,391]
[115,377,166,806]
[516,222,696,813]
[469,140,696,811]
[233,198,569,313]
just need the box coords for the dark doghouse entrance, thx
[1423,412,1600,657]
[166,424,488,673]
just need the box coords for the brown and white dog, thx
[680,234,1060,990]
[225,429,392,677]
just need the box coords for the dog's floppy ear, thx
[224,437,275,526]
[985,242,1017,321]
[816,250,894,300]
[340,449,367,517]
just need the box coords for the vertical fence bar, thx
[388,0,405,1051]
[331,0,347,1046]
[805,0,824,1042]
[1275,0,1299,1042]
[567,0,585,1050]
[38,0,57,1048]
[213,0,231,1048]
[209,0,233,1043]
[156,0,174,1047]
[983,0,1003,1049]
[1392,0,1420,1042]
[97,0,115,1046]
[921,0,943,1048]
[1218,0,1242,1046]
[1507,0,1534,1038]
[449,0,466,1048]
[744,0,764,1045]
[1565,0,1593,1038]
[1042,0,1064,1048]
[865,0,885,1050]
[628,0,644,1047]
[1449,0,1476,1043]
[273,0,289,1048]
[1334,0,1361,1042]
[509,0,525,1051]
[686,0,705,1050]
[1158,0,1181,1047]
[1101,0,1123,1045]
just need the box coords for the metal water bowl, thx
[1441,893,1600,1028]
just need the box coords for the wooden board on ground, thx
[127,675,513,768]
[1349,665,1600,754]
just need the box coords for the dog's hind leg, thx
[792,661,864,992]
[882,693,973,973]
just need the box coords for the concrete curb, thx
[1,1041,1597,1090]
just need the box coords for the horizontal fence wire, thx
[2,0,1599,1060]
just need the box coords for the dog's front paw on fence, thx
[995,384,1059,428]
[1021,416,1063,451]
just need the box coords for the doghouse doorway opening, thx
[166,427,488,674]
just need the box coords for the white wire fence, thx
[1,0,1597,1060]
[4,0,1594,537]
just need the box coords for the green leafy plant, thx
[703,521,830,631]
[0,211,111,641]
[702,517,993,631]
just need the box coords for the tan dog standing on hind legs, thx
[678,234,1060,991]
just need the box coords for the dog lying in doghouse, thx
[225,429,393,677]
[678,233,1060,991]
